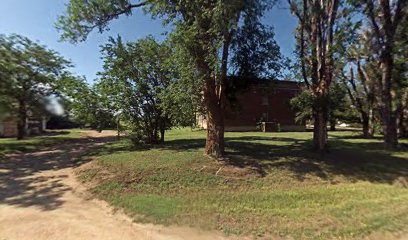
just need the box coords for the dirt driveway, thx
[0,131,228,240]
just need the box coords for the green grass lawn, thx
[0,129,83,156]
[79,129,408,239]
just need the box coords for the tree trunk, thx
[17,99,27,140]
[382,113,398,148]
[201,29,232,159]
[381,92,398,147]
[204,79,225,158]
[399,111,407,138]
[154,123,158,143]
[380,56,398,148]
[150,127,158,144]
[116,116,120,140]
[362,112,373,138]
[329,117,336,131]
[159,119,165,144]
[398,93,408,138]
[313,109,328,152]
[205,116,225,158]
[368,109,375,137]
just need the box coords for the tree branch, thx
[364,0,383,44]
[392,0,408,33]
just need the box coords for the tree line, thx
[0,0,407,159]
[56,0,407,155]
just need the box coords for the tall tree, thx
[57,0,271,158]
[353,0,408,148]
[288,0,346,151]
[393,12,408,138]
[231,7,286,79]
[98,36,174,143]
[340,35,379,138]
[0,34,70,139]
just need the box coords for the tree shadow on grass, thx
[150,135,408,185]
[323,140,408,182]
[42,130,71,136]
[27,131,405,203]
[329,134,384,141]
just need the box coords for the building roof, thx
[228,76,304,93]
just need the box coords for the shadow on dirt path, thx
[0,134,115,210]
[0,131,230,240]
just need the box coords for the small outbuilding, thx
[0,113,47,138]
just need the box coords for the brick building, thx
[198,79,305,132]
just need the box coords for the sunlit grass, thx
[80,128,408,239]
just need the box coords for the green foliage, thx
[56,0,141,43]
[57,74,116,130]
[57,0,255,78]
[147,1,244,54]
[288,0,355,149]
[99,36,177,143]
[394,14,408,132]
[0,96,14,120]
[231,2,287,78]
[57,0,278,156]
[336,29,379,136]
[338,4,408,137]
[328,82,358,123]
[290,89,315,123]
[0,34,71,138]
[289,0,354,84]
[0,34,70,90]
[290,83,355,124]
[349,0,408,146]
[159,39,203,127]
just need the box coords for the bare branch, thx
[392,0,408,33]
[365,0,383,43]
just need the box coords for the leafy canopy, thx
[0,34,71,117]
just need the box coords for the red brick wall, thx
[225,80,304,131]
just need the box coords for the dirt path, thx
[0,131,229,240]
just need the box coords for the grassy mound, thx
[79,129,408,239]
